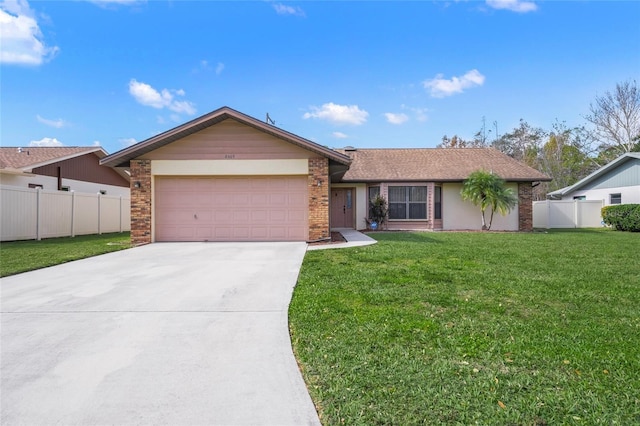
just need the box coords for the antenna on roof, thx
[266,113,276,125]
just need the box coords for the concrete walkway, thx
[1,242,319,426]
[307,228,377,251]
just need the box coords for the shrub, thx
[368,195,388,230]
[601,204,640,232]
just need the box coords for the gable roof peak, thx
[100,106,351,168]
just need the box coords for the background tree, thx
[537,121,599,192]
[438,117,492,148]
[492,119,545,167]
[460,170,518,230]
[438,79,637,200]
[437,134,487,148]
[585,79,640,156]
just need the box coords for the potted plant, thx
[367,194,388,231]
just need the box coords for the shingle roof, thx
[338,148,551,182]
[0,147,104,170]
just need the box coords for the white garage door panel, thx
[155,176,308,242]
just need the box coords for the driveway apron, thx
[1,242,319,426]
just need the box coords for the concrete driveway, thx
[1,242,320,425]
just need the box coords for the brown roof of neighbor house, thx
[0,147,106,171]
[338,148,551,182]
[101,106,352,168]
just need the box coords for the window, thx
[99,190,107,195]
[573,196,586,201]
[368,186,380,217]
[434,186,442,220]
[388,186,427,220]
[28,183,43,189]
[610,193,622,205]
[60,186,70,192]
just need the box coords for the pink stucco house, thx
[101,107,550,245]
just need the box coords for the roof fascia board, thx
[0,168,36,176]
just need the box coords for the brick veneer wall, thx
[518,182,533,231]
[308,157,330,241]
[130,159,152,246]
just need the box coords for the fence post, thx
[71,191,76,237]
[98,193,102,235]
[574,200,578,228]
[546,199,551,229]
[36,187,42,240]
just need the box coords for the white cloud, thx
[92,140,101,146]
[29,137,63,147]
[423,69,485,98]
[272,3,305,17]
[384,112,409,125]
[128,79,196,115]
[332,132,348,139]
[215,62,225,75]
[0,0,59,65]
[36,114,66,128]
[119,137,137,147]
[486,0,537,13]
[303,103,369,126]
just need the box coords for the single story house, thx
[547,152,640,205]
[0,147,130,197]
[100,107,550,245]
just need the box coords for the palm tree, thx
[461,170,518,230]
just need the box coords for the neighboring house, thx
[547,152,640,206]
[100,107,550,245]
[0,147,130,196]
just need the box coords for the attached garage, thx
[155,176,308,242]
[100,107,351,246]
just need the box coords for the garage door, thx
[155,176,308,242]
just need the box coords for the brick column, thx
[518,182,533,232]
[130,159,152,246]
[308,157,330,241]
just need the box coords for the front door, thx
[331,188,354,228]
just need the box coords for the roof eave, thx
[11,147,107,171]
[0,168,36,176]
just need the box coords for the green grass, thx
[290,230,640,425]
[0,232,131,277]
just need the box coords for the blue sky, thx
[1,0,639,154]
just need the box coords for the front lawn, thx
[0,232,131,277]
[290,230,640,425]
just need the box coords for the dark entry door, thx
[331,188,354,228]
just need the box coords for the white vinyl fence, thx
[1,186,130,242]
[533,199,604,229]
